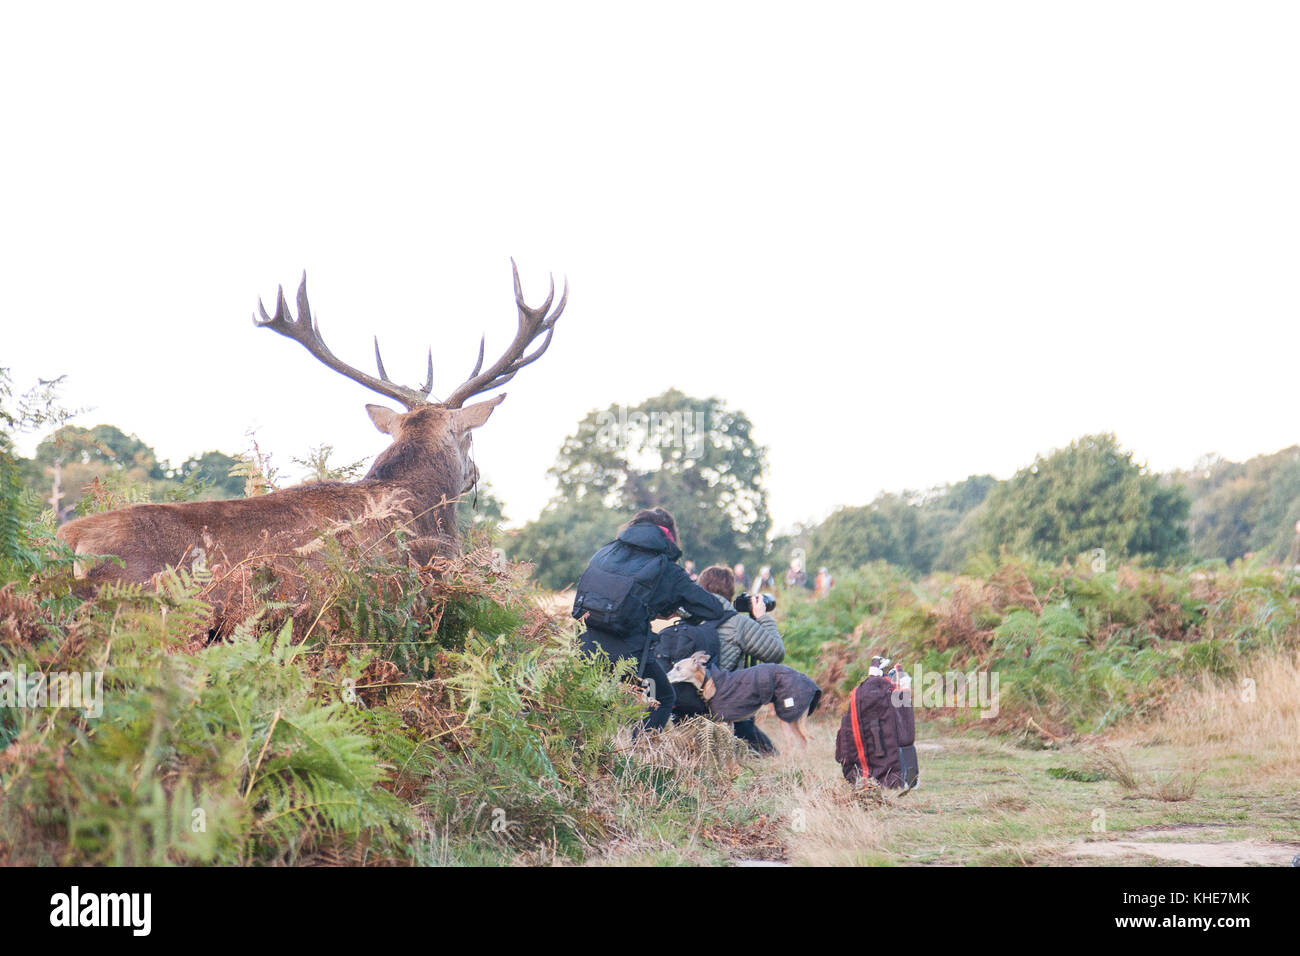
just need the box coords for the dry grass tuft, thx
[757,721,892,866]
[1086,745,1141,790]
[1085,744,1204,801]
[620,716,752,775]
[781,762,891,865]
[1118,649,1300,782]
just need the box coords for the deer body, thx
[61,480,413,585]
[58,262,563,591]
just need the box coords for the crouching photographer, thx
[695,565,786,754]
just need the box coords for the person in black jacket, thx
[573,508,725,732]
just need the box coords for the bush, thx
[777,554,1300,733]
[0,498,761,865]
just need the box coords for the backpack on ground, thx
[572,543,668,638]
[654,610,736,713]
[835,674,919,790]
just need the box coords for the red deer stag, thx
[59,260,566,591]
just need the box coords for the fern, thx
[230,439,279,497]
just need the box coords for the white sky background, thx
[2,2,1297,534]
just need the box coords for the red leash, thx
[850,688,870,782]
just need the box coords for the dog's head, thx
[665,651,715,700]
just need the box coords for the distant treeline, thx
[5,369,1297,589]
[509,422,1300,590]
[779,436,1300,581]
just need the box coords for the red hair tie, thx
[657,524,676,544]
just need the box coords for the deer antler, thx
[253,273,436,409]
[443,258,568,409]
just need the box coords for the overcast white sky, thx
[3,2,1297,533]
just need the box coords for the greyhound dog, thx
[665,652,822,749]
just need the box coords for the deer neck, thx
[365,439,465,537]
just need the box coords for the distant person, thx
[785,557,807,590]
[683,559,698,582]
[572,509,725,733]
[815,567,834,599]
[733,563,751,591]
[755,565,776,592]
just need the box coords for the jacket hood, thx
[617,522,682,561]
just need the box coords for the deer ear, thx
[366,404,401,435]
[454,394,506,431]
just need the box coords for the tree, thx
[932,500,990,573]
[28,423,169,515]
[516,389,771,587]
[811,494,923,574]
[1251,451,1300,562]
[976,433,1188,565]
[176,450,245,498]
[458,480,508,537]
[24,425,247,514]
[1174,446,1300,563]
[35,424,166,478]
[913,474,997,573]
[803,475,996,576]
[507,494,621,590]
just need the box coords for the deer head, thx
[253,259,567,504]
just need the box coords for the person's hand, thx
[750,594,767,619]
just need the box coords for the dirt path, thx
[739,713,1300,867]
[1067,839,1298,866]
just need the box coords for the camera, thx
[734,592,776,617]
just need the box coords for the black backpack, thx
[654,611,736,713]
[572,541,669,638]
[836,675,919,790]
